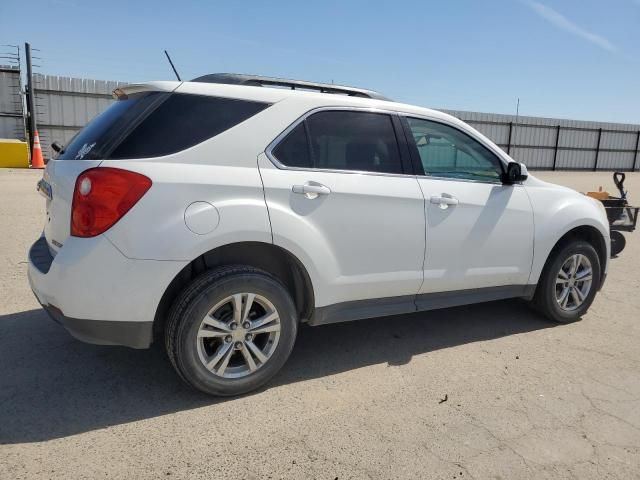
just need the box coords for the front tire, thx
[532,240,601,323]
[165,266,298,396]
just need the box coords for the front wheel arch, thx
[531,239,601,323]
[538,225,607,291]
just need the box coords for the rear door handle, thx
[292,183,331,199]
[430,194,459,209]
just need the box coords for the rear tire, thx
[165,266,298,396]
[532,240,601,323]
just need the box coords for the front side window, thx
[406,117,503,182]
[272,110,403,174]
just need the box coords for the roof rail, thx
[190,73,390,101]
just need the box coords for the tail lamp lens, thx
[71,167,152,237]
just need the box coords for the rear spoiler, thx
[112,81,181,99]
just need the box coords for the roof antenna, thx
[164,50,181,81]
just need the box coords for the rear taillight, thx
[71,167,152,237]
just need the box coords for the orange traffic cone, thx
[31,130,45,169]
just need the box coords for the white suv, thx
[29,74,610,396]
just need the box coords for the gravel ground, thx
[1,169,639,479]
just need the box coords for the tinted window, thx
[406,117,503,181]
[110,95,270,159]
[57,92,166,160]
[272,123,312,168]
[306,111,402,174]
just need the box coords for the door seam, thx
[256,153,274,244]
[414,176,428,312]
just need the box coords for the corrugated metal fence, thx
[442,110,640,171]
[0,66,25,141]
[3,72,640,169]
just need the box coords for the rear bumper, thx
[42,304,153,349]
[27,234,187,349]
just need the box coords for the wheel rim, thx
[196,293,281,379]
[555,254,593,312]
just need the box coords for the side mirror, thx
[503,162,528,184]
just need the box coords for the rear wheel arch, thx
[154,241,315,339]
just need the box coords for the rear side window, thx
[272,110,403,174]
[308,111,402,174]
[110,95,269,159]
[57,93,270,160]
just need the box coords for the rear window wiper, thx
[51,141,65,154]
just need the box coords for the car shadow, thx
[0,300,553,444]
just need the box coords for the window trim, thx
[400,114,508,185]
[265,106,414,178]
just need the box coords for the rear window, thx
[57,92,164,160]
[57,93,270,160]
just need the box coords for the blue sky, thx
[1,0,638,123]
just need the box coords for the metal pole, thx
[512,98,520,157]
[506,122,513,155]
[632,131,640,172]
[593,128,602,172]
[552,125,561,170]
[25,42,36,153]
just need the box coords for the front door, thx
[403,116,534,294]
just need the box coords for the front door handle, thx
[292,183,331,199]
[430,194,459,209]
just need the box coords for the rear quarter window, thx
[110,94,270,159]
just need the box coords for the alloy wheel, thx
[555,254,593,312]
[196,293,281,378]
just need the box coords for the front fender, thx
[526,181,610,284]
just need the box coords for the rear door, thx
[259,108,426,309]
